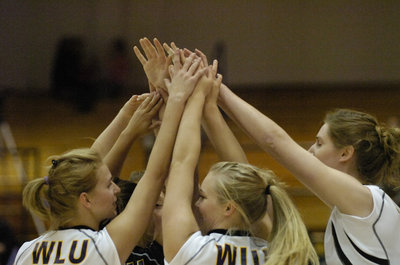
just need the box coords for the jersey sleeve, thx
[166,231,217,265]
[92,227,121,263]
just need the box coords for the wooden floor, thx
[1,83,400,251]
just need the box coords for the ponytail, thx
[264,181,319,265]
[22,177,51,222]
[210,162,319,265]
[22,148,102,229]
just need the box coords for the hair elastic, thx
[264,184,271,195]
[52,159,58,168]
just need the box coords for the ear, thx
[223,201,236,217]
[79,192,91,209]
[339,145,355,162]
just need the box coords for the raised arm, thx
[103,93,162,177]
[90,95,146,159]
[218,84,373,217]
[106,50,204,263]
[196,49,247,163]
[163,65,222,262]
[164,46,247,162]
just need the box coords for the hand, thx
[120,93,149,118]
[133,38,172,91]
[194,48,209,69]
[125,92,163,137]
[164,50,206,102]
[164,43,207,69]
[163,42,179,57]
[195,59,221,98]
[204,60,221,105]
[163,42,186,66]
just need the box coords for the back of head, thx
[22,148,102,230]
[325,109,400,197]
[114,174,141,214]
[210,162,319,265]
[114,172,159,248]
[210,162,270,227]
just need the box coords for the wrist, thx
[119,107,133,121]
[203,104,219,121]
[191,91,208,104]
[120,99,138,118]
[120,128,139,142]
[154,83,167,92]
[217,83,229,105]
[168,92,189,103]
[204,101,218,113]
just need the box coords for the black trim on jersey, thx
[371,192,390,265]
[332,190,390,265]
[207,229,250,237]
[59,225,96,231]
[331,223,352,265]
[346,235,389,265]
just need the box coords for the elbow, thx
[261,127,287,153]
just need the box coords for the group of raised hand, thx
[132,38,222,127]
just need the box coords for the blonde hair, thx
[22,148,102,230]
[325,109,400,197]
[210,161,319,265]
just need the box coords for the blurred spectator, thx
[0,218,18,265]
[51,36,99,112]
[211,40,227,84]
[104,38,130,98]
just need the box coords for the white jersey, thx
[324,185,400,265]
[165,230,267,265]
[14,226,120,265]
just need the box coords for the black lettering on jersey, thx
[54,241,65,264]
[69,240,88,263]
[216,243,237,265]
[32,241,55,264]
[251,250,260,265]
[240,247,247,265]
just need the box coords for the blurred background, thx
[1,0,400,264]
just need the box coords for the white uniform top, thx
[165,230,267,265]
[324,185,400,265]
[14,226,120,265]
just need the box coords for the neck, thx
[206,213,247,234]
[63,207,99,231]
[341,160,362,183]
[63,217,99,230]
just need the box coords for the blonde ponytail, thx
[265,184,319,265]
